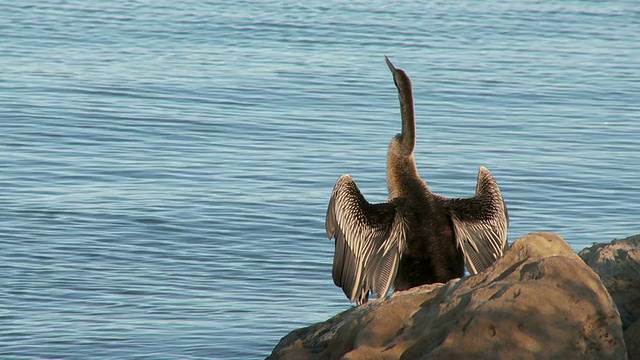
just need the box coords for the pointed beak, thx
[384,55,396,74]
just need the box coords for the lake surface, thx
[1,1,638,358]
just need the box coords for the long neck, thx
[386,149,426,198]
[396,73,415,154]
[387,68,425,198]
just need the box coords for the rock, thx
[578,234,640,360]
[579,234,640,330]
[268,233,627,360]
[625,320,640,360]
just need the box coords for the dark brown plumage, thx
[325,56,509,304]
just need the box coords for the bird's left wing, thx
[447,166,509,275]
[326,174,406,304]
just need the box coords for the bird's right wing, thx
[326,174,407,304]
[447,166,509,275]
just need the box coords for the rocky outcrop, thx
[269,233,628,360]
[579,234,640,360]
[579,234,640,330]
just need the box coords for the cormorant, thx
[325,56,509,304]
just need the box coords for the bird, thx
[325,56,509,305]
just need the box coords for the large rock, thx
[579,234,640,360]
[579,234,640,330]
[269,233,627,359]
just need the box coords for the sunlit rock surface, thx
[269,232,628,360]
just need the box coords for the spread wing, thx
[447,166,509,275]
[326,174,407,304]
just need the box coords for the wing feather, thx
[326,174,406,304]
[448,166,509,275]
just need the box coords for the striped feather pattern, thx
[326,174,407,304]
[448,166,509,275]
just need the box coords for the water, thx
[1,1,638,358]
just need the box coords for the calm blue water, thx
[1,1,639,358]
